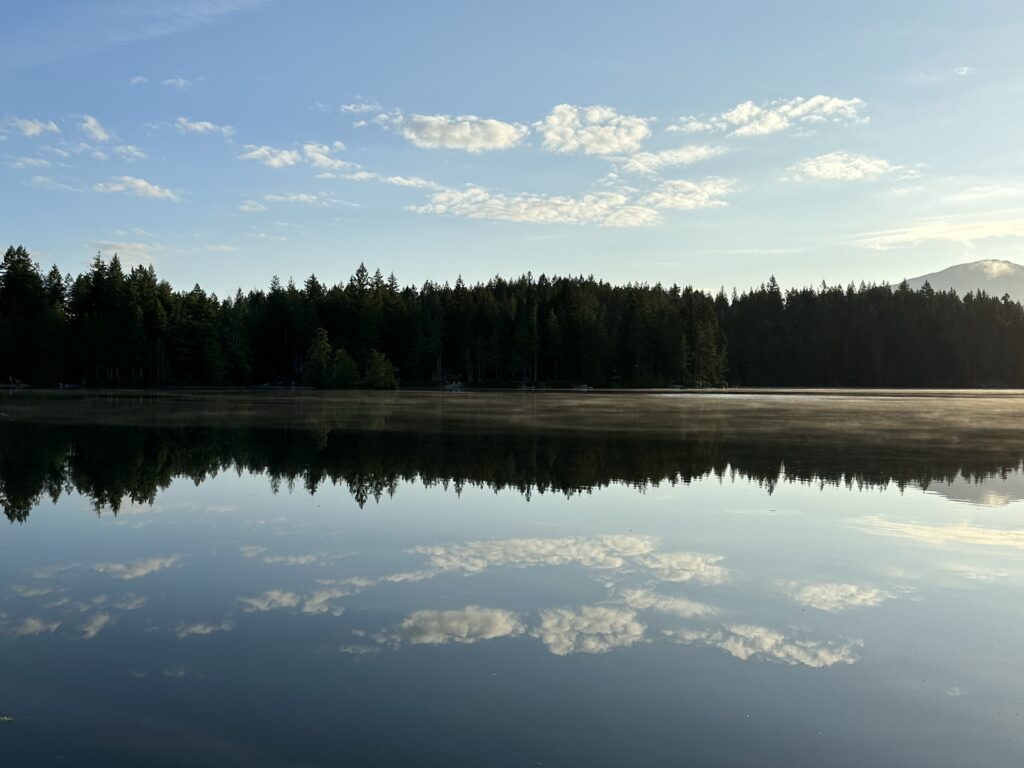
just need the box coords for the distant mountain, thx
[905,259,1024,301]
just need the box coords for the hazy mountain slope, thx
[905,259,1024,301]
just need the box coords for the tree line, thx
[2,244,1023,388]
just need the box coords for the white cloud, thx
[539,104,651,155]
[11,117,61,137]
[93,176,179,201]
[533,605,646,655]
[163,77,192,90]
[238,590,302,612]
[954,66,977,76]
[383,112,528,153]
[639,551,730,584]
[14,617,61,636]
[239,199,267,212]
[667,624,860,668]
[176,619,234,639]
[788,582,893,613]
[855,215,1024,250]
[789,151,893,181]
[389,606,525,645]
[239,144,302,168]
[669,95,866,137]
[620,145,726,174]
[619,588,718,618]
[115,145,147,162]
[93,555,180,579]
[81,612,112,640]
[640,178,735,210]
[176,116,235,136]
[302,141,354,170]
[80,114,110,142]
[411,185,661,227]
[130,75,148,85]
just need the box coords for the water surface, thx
[1,391,1022,766]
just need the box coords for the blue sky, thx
[2,0,1023,294]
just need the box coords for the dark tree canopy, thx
[2,244,1023,388]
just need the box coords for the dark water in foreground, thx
[1,391,1023,766]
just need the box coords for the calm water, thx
[1,391,1023,766]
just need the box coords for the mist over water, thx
[1,391,1023,767]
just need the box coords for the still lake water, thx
[1,391,1023,766]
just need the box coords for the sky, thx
[2,0,1023,295]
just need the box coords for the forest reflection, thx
[3,416,1023,522]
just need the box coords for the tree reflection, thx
[3,417,1023,522]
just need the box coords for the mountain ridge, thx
[905,259,1024,301]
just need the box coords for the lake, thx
[1,390,1023,766]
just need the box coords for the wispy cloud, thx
[79,114,110,142]
[93,176,180,201]
[13,617,61,636]
[858,516,1024,548]
[163,77,193,90]
[176,116,235,136]
[12,157,51,169]
[175,619,234,639]
[341,101,381,114]
[666,624,861,668]
[115,145,147,162]
[10,117,60,137]
[238,590,302,612]
[81,612,112,640]
[669,95,866,136]
[92,555,180,579]
[855,215,1024,250]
